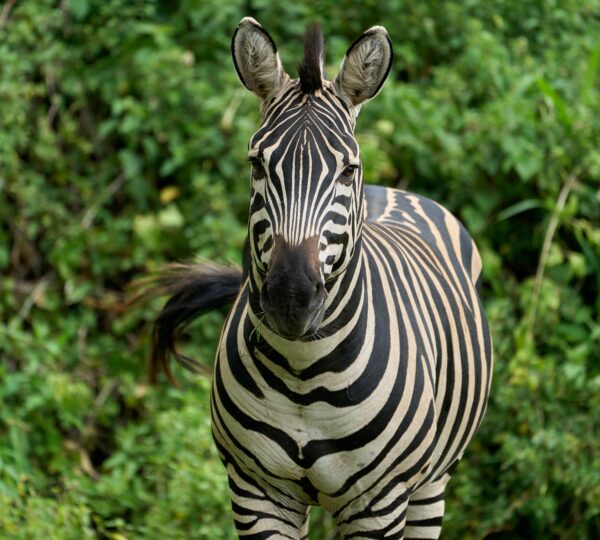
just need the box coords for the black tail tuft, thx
[135,263,242,385]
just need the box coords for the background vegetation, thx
[1,0,599,538]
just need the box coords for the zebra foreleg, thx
[225,465,310,539]
[333,489,411,539]
[404,475,450,540]
[231,495,309,539]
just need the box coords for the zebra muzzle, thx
[260,273,326,339]
[259,236,326,339]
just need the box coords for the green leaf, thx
[581,38,600,106]
[68,0,90,20]
[537,77,572,127]
[495,199,543,223]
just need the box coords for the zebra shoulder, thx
[364,184,483,291]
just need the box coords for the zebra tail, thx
[135,262,242,385]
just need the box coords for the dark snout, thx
[260,236,326,339]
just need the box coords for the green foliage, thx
[1,0,599,538]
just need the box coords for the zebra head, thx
[232,18,392,340]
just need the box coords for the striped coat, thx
[151,18,492,540]
[211,186,492,538]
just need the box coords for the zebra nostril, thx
[261,279,272,306]
[309,281,325,310]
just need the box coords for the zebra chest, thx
[213,302,439,500]
[224,393,385,492]
[215,360,437,500]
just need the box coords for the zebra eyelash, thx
[337,164,358,186]
[248,157,267,180]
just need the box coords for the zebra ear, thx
[232,17,289,101]
[334,26,393,108]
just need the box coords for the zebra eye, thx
[338,165,357,186]
[249,158,266,180]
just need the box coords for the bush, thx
[1,0,599,538]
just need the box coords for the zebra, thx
[150,18,493,539]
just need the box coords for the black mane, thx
[298,24,324,93]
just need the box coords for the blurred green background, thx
[1,0,599,538]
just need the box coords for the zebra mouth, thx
[262,298,326,341]
[267,310,323,341]
[265,303,325,340]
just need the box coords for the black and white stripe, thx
[247,82,361,279]
[153,19,492,539]
[212,186,492,538]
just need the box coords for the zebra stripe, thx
[248,85,360,279]
[152,18,493,539]
[220,19,492,539]
[212,185,492,537]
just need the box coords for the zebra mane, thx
[298,24,324,93]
